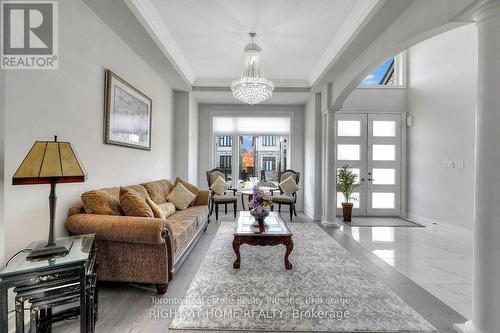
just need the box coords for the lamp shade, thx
[13,138,86,185]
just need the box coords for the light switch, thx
[456,160,465,169]
[442,160,454,168]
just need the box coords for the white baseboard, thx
[406,213,473,239]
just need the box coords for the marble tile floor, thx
[338,217,473,320]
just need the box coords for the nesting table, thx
[0,234,97,333]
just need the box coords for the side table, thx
[0,234,97,333]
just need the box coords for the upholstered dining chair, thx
[206,168,237,221]
[270,169,300,221]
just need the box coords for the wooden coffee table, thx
[232,211,294,270]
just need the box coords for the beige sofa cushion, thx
[167,183,196,211]
[158,202,176,218]
[166,215,198,255]
[120,187,154,218]
[210,176,229,195]
[141,179,173,204]
[81,190,123,216]
[172,206,208,228]
[174,177,199,206]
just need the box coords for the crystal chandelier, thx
[231,32,274,105]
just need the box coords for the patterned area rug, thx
[169,222,436,332]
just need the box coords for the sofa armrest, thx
[194,190,210,206]
[66,214,169,245]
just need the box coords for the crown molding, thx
[193,78,311,90]
[308,0,385,86]
[124,0,196,85]
[452,0,500,22]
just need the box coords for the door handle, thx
[368,178,375,181]
[360,178,365,182]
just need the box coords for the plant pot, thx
[341,202,353,222]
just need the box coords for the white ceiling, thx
[148,0,361,86]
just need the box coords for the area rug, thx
[169,222,436,332]
[345,217,424,228]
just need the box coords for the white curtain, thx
[212,116,290,135]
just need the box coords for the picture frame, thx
[104,69,152,150]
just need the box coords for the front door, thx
[335,113,402,216]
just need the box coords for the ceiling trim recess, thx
[124,0,196,85]
[193,78,310,89]
[126,0,384,91]
[308,0,385,86]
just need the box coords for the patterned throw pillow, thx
[279,176,299,196]
[210,176,229,195]
[167,183,196,211]
[81,190,123,215]
[119,187,154,218]
[141,179,174,204]
[174,177,199,206]
[158,202,176,218]
[146,197,165,219]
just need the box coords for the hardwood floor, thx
[51,213,466,333]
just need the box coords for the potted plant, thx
[336,165,359,222]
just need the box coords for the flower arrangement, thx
[249,185,273,223]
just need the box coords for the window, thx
[219,136,232,147]
[360,53,405,86]
[239,136,287,182]
[262,136,276,146]
[262,157,276,171]
[219,156,232,170]
[213,116,290,185]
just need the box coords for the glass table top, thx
[0,234,95,278]
[235,212,292,236]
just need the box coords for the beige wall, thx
[303,93,322,220]
[2,0,174,261]
[173,92,199,185]
[407,24,477,230]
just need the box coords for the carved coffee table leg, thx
[284,237,294,270]
[233,237,241,269]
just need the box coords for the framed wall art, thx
[104,69,152,150]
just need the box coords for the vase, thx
[250,209,269,224]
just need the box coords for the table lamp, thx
[12,136,86,260]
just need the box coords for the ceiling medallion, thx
[231,32,274,105]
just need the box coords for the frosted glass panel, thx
[373,121,396,137]
[372,193,395,209]
[338,121,361,136]
[337,144,360,160]
[337,192,360,208]
[337,168,361,184]
[372,145,395,161]
[372,168,395,185]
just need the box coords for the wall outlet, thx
[442,160,454,168]
[456,160,465,169]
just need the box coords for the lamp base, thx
[27,239,74,260]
